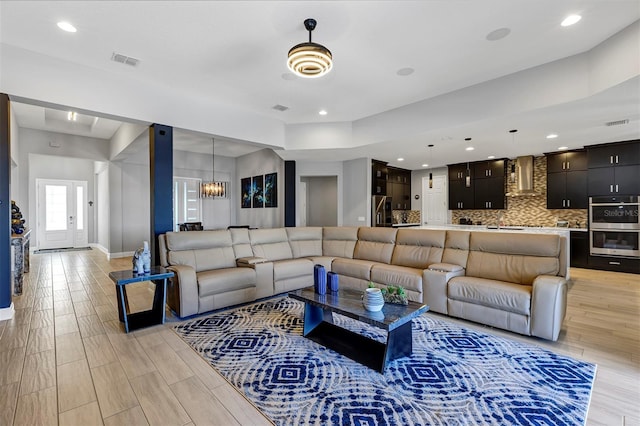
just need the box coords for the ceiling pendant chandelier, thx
[287,18,333,78]
[201,138,228,199]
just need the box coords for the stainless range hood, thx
[506,156,539,196]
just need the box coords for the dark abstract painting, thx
[264,173,277,208]
[241,177,251,208]
[252,175,264,208]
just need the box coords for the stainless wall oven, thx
[589,196,640,258]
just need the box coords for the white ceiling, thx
[2,1,639,167]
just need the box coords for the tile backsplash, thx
[392,210,421,224]
[451,156,588,228]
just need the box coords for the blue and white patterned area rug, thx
[174,298,596,426]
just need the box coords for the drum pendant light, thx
[287,18,333,78]
[200,138,228,198]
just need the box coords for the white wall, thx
[342,158,370,226]
[9,103,20,204]
[236,149,284,228]
[94,161,109,253]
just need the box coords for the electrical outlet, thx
[357,216,365,222]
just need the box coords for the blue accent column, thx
[284,160,296,227]
[149,124,173,265]
[1,94,12,310]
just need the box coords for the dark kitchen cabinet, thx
[570,231,589,268]
[387,166,411,209]
[587,141,640,169]
[474,176,505,209]
[448,163,472,181]
[474,159,505,179]
[449,179,474,210]
[546,150,587,173]
[587,140,640,196]
[588,165,640,196]
[546,170,588,209]
[372,160,388,195]
[473,160,506,209]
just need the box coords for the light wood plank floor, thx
[0,250,638,425]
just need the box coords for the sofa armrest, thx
[237,256,268,266]
[428,263,464,273]
[236,257,274,299]
[422,266,465,314]
[531,275,567,341]
[166,264,199,318]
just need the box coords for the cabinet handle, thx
[562,162,566,170]
[489,201,492,208]
[567,199,570,207]
[610,184,614,193]
[615,155,619,164]
[566,161,570,170]
[609,261,621,265]
[562,199,566,207]
[610,155,614,164]
[616,184,619,193]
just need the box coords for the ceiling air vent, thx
[605,119,629,127]
[111,52,140,67]
[272,104,289,112]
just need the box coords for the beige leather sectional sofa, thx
[158,226,568,340]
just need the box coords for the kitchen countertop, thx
[392,223,421,228]
[417,224,576,235]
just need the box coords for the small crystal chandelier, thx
[200,138,228,198]
[287,18,333,78]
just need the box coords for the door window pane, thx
[46,185,67,231]
[76,186,84,230]
[173,177,202,231]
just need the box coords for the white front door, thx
[37,179,89,250]
[422,175,447,225]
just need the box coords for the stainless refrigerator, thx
[372,195,393,227]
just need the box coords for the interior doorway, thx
[300,176,338,226]
[36,179,88,249]
[421,175,447,225]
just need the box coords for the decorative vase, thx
[314,265,326,294]
[363,287,384,312]
[327,271,339,292]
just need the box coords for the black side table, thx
[108,266,174,333]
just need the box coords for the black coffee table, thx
[289,287,429,373]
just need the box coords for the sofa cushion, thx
[287,227,323,258]
[441,230,470,267]
[448,276,531,315]
[354,227,397,264]
[230,228,253,259]
[391,229,445,268]
[370,264,422,294]
[331,258,376,281]
[465,232,560,285]
[249,228,293,261]
[165,230,236,272]
[323,227,358,258]
[273,258,314,281]
[197,268,256,297]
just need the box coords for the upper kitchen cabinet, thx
[474,159,506,179]
[387,166,412,209]
[545,150,588,209]
[473,159,506,209]
[587,141,640,196]
[372,160,388,196]
[546,150,587,173]
[448,163,474,210]
[587,140,640,169]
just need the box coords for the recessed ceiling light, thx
[397,67,414,76]
[397,158,404,162]
[546,133,559,139]
[465,147,475,151]
[561,15,582,27]
[487,155,495,159]
[57,21,77,33]
[422,163,429,168]
[486,27,511,41]
[558,146,569,151]
[319,110,327,116]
